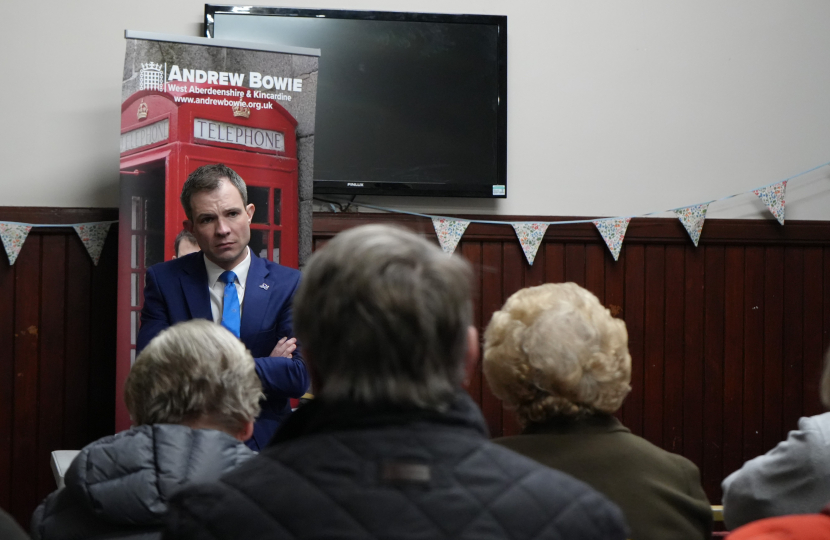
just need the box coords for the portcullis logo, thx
[139,62,166,92]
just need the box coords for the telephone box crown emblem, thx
[136,99,149,120]
[232,97,251,119]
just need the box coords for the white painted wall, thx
[3,1,830,220]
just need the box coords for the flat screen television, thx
[205,6,507,198]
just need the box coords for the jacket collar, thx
[180,252,211,320]
[523,413,631,436]
[270,391,489,447]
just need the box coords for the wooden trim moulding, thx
[312,212,830,246]
[0,207,119,230]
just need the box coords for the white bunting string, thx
[315,159,830,262]
[0,220,117,266]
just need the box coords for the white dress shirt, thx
[204,247,252,324]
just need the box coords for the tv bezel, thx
[205,5,508,199]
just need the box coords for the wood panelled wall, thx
[1,207,828,528]
[312,213,830,504]
[0,208,118,530]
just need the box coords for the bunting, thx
[432,218,470,255]
[512,223,549,265]
[674,202,710,247]
[593,218,631,261]
[753,180,788,225]
[0,223,32,265]
[73,223,113,266]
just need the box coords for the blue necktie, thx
[219,270,241,338]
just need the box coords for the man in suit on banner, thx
[137,163,308,451]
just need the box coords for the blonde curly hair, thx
[483,283,631,425]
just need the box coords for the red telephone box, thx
[116,87,299,430]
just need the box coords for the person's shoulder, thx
[797,411,830,434]
[148,252,201,278]
[65,426,155,486]
[78,425,154,455]
[255,255,301,282]
[614,429,697,465]
[478,440,628,536]
[479,439,606,494]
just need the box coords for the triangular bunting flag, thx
[0,223,32,265]
[74,222,112,266]
[753,180,788,225]
[512,223,549,265]
[593,218,631,261]
[432,218,470,255]
[674,202,710,247]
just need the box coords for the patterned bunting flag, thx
[674,202,710,247]
[593,218,631,261]
[512,223,549,265]
[432,218,470,255]
[0,222,33,265]
[74,222,112,266]
[753,180,788,225]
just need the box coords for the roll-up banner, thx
[116,31,319,430]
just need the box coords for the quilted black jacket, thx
[31,424,254,540]
[165,393,628,539]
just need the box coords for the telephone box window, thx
[273,189,281,226]
[131,236,138,269]
[249,186,270,224]
[145,235,164,268]
[131,274,138,307]
[250,229,269,260]
[131,197,141,230]
[273,231,281,264]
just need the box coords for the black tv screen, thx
[206,6,507,198]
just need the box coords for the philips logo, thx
[347,182,364,187]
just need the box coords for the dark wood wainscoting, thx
[0,207,117,529]
[313,213,830,504]
[1,207,827,527]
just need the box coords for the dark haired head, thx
[180,164,247,221]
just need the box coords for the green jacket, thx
[494,414,712,540]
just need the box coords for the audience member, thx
[31,320,261,540]
[725,504,830,540]
[173,229,199,258]
[165,224,628,540]
[484,282,712,540]
[722,348,830,529]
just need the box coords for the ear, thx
[183,219,194,233]
[245,203,255,223]
[235,420,255,442]
[462,326,480,388]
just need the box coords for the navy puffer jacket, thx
[31,424,253,540]
[165,393,629,539]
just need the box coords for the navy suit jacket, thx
[136,250,309,450]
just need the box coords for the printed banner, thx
[593,218,631,261]
[753,180,788,225]
[116,32,320,431]
[432,218,470,255]
[0,223,32,265]
[121,32,319,268]
[674,202,710,247]
[512,223,549,265]
[74,223,112,266]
